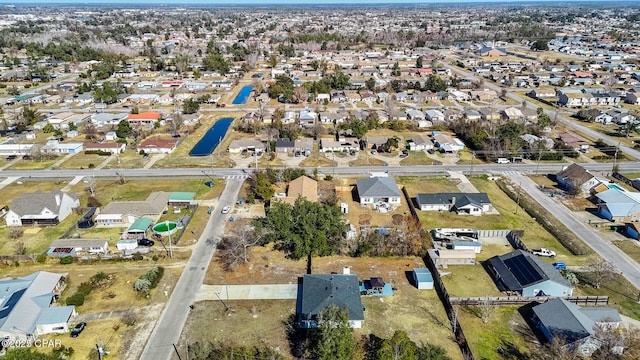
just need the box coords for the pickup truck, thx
[532,248,556,258]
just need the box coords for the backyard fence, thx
[613,171,640,191]
[506,230,529,252]
[450,295,609,307]
[476,229,511,237]
[401,186,475,360]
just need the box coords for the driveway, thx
[505,172,640,289]
[195,284,298,301]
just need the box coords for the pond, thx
[189,117,234,156]
[232,86,253,104]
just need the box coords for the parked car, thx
[552,262,567,270]
[221,205,231,214]
[70,322,86,338]
[204,181,215,188]
[532,248,556,257]
[427,148,435,154]
[6,155,16,160]
[138,238,155,247]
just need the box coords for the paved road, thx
[1,162,639,181]
[506,172,640,289]
[139,179,244,360]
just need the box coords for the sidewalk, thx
[447,171,479,193]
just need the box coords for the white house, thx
[47,239,109,256]
[356,177,402,206]
[6,190,79,226]
[0,271,76,342]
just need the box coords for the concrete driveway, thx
[195,284,298,301]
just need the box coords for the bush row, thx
[65,272,108,306]
[134,267,164,292]
[84,150,112,156]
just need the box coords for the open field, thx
[299,153,336,167]
[58,152,110,169]
[102,150,147,169]
[192,244,462,359]
[613,240,640,265]
[7,157,59,170]
[349,156,386,166]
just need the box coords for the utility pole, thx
[515,180,522,215]
[612,141,620,173]
[172,343,183,360]
[470,151,475,178]
[535,147,542,175]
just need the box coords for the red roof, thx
[161,81,184,85]
[128,111,161,121]
[418,68,433,73]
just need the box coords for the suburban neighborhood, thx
[0,1,640,360]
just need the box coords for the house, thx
[558,132,591,152]
[478,47,507,56]
[273,176,318,206]
[0,271,76,342]
[137,137,179,154]
[320,111,349,125]
[594,188,640,222]
[531,298,622,356]
[319,137,359,153]
[425,109,445,123]
[227,138,264,154]
[407,135,434,151]
[294,138,314,154]
[168,192,196,207]
[116,239,139,252]
[448,89,471,101]
[355,177,402,206]
[433,133,464,152]
[47,239,109,257]
[469,89,498,101]
[95,191,169,227]
[6,190,79,227]
[416,193,494,215]
[486,250,573,296]
[530,88,556,98]
[502,107,524,121]
[299,110,317,128]
[556,164,605,196]
[464,109,482,121]
[105,131,118,141]
[296,272,365,329]
[124,217,153,240]
[412,268,434,290]
[428,248,476,267]
[128,111,161,126]
[84,142,125,154]
[41,140,84,154]
[275,138,295,153]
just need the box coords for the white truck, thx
[532,248,556,258]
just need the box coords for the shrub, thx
[66,292,86,306]
[8,228,24,239]
[152,255,159,262]
[134,278,151,292]
[60,256,74,265]
[84,150,112,156]
[88,163,95,168]
[132,253,143,261]
[36,254,47,264]
[134,267,164,292]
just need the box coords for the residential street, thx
[506,172,640,289]
[139,179,244,360]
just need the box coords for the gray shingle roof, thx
[299,274,364,323]
[10,190,78,216]
[356,177,401,198]
[533,298,621,344]
[416,193,491,208]
[99,191,169,217]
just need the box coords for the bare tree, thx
[533,336,581,360]
[292,86,309,104]
[585,258,617,289]
[478,297,496,324]
[384,98,397,118]
[82,122,98,141]
[216,222,262,271]
[13,241,26,255]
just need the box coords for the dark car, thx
[6,155,16,161]
[70,322,86,338]
[138,238,155,247]
[204,181,215,188]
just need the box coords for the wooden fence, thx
[613,171,640,191]
[401,186,475,360]
[450,295,609,306]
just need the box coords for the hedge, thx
[84,150,112,156]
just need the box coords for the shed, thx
[116,239,139,251]
[428,248,476,268]
[125,218,153,239]
[413,268,433,290]
[168,192,195,207]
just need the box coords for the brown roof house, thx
[137,137,180,154]
[556,164,607,197]
[6,190,79,227]
[273,176,318,206]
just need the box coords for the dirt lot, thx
[188,244,462,359]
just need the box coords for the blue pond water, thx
[189,117,234,156]
[232,86,253,104]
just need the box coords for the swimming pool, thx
[189,117,234,156]
[608,184,625,191]
[232,86,253,104]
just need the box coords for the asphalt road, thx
[1,161,639,181]
[506,172,640,289]
[139,178,244,360]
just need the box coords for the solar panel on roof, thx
[0,288,26,319]
[504,255,543,286]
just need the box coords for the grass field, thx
[8,158,60,170]
[58,153,110,169]
[191,245,462,359]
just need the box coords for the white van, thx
[496,158,510,164]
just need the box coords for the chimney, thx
[343,266,351,275]
[55,194,61,206]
